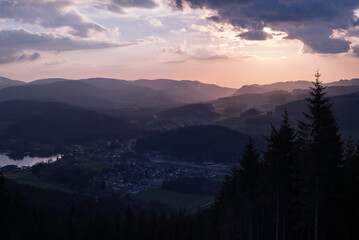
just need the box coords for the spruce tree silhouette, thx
[263,110,296,240]
[297,71,342,240]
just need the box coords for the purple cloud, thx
[0,29,133,64]
[174,0,359,54]
[94,0,158,13]
[0,0,107,37]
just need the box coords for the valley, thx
[1,76,359,216]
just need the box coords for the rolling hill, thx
[0,77,25,89]
[132,79,236,103]
[232,80,312,96]
[157,103,220,122]
[0,100,136,143]
[232,78,359,96]
[215,85,359,115]
[27,78,71,85]
[276,91,359,136]
[0,77,236,109]
[136,125,249,163]
[0,81,113,109]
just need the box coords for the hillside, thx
[216,85,359,115]
[276,91,359,135]
[0,100,136,143]
[326,78,359,87]
[0,77,25,89]
[232,78,359,96]
[132,79,236,103]
[214,90,298,114]
[82,78,174,107]
[0,81,113,108]
[232,80,311,96]
[0,80,176,109]
[27,78,70,85]
[157,103,220,122]
[0,77,236,109]
[136,125,248,163]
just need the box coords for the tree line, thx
[1,72,358,240]
[214,72,359,240]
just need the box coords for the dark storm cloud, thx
[174,0,359,54]
[288,26,351,54]
[0,29,131,64]
[0,0,107,37]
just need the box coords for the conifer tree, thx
[215,137,261,240]
[0,172,13,239]
[263,110,296,240]
[296,71,342,240]
[238,137,261,240]
[342,139,359,239]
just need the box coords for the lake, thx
[0,154,62,167]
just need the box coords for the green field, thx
[4,172,75,193]
[133,188,215,211]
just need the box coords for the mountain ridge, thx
[232,78,359,96]
[0,77,237,109]
[0,77,25,89]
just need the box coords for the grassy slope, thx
[4,172,75,193]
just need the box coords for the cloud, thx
[162,46,185,55]
[190,48,229,61]
[0,0,107,37]
[162,59,187,64]
[44,59,67,66]
[288,26,351,54]
[347,27,359,37]
[149,19,163,27]
[170,28,187,34]
[0,29,133,64]
[113,0,157,8]
[94,0,158,13]
[238,30,272,41]
[353,45,359,57]
[174,0,359,54]
[162,45,229,61]
[0,52,40,64]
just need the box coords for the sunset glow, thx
[1,0,359,87]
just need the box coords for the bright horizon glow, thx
[1,0,359,88]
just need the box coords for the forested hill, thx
[1,77,359,240]
[0,100,137,143]
[0,77,236,109]
[136,125,248,163]
[276,91,359,133]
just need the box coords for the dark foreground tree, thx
[263,110,296,240]
[296,71,343,240]
[342,138,359,239]
[0,172,15,239]
[215,137,261,240]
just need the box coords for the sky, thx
[1,0,359,88]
